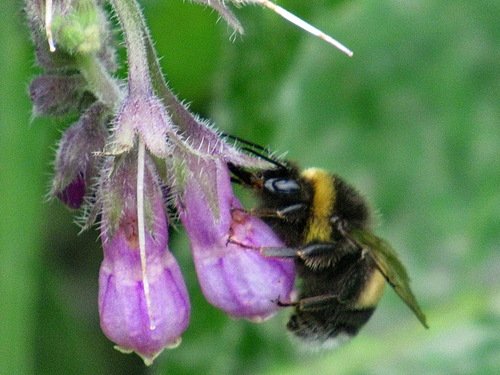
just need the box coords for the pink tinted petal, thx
[99,154,190,364]
[180,158,295,320]
[56,172,86,209]
[99,238,189,364]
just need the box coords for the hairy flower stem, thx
[117,0,189,128]
[110,0,160,329]
[110,0,151,94]
[146,36,191,130]
[109,0,221,163]
[77,53,122,109]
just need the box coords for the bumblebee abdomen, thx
[288,253,384,346]
[355,269,386,308]
[287,307,376,347]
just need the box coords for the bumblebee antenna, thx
[240,146,288,170]
[220,132,288,169]
[220,133,270,152]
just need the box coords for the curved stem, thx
[77,53,122,109]
[110,0,152,95]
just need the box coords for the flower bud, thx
[25,0,116,71]
[51,102,108,208]
[29,74,91,116]
[49,0,106,55]
[25,0,76,69]
[99,153,190,365]
[31,31,78,71]
[179,158,295,321]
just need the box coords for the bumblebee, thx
[228,141,428,347]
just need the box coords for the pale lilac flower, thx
[179,158,295,321]
[98,154,190,365]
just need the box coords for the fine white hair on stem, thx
[257,0,353,56]
[195,1,352,55]
[45,0,56,52]
[137,140,155,331]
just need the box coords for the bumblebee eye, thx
[264,178,301,195]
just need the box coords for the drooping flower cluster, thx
[26,0,297,365]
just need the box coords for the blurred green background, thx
[1,0,499,374]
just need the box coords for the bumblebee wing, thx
[349,229,428,328]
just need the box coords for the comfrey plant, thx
[26,0,350,365]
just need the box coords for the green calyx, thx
[51,0,103,55]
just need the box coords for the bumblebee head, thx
[229,162,304,198]
[260,163,302,196]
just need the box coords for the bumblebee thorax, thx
[300,168,336,242]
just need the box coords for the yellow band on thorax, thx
[301,168,336,242]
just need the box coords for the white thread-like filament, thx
[45,0,56,52]
[137,141,155,330]
[259,1,353,57]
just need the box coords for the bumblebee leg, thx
[230,207,250,216]
[297,241,360,265]
[227,208,298,252]
[226,236,298,257]
[262,241,355,259]
[231,204,307,220]
[277,299,298,307]
[331,215,362,249]
[230,206,281,220]
[296,294,346,311]
[261,246,299,258]
[275,203,308,218]
[296,243,337,258]
[226,236,263,250]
